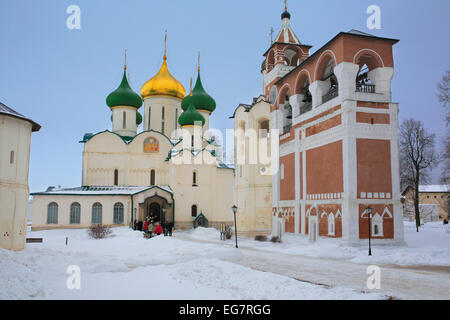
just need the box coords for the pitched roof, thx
[0,101,41,132]
[30,185,173,196]
[230,95,267,119]
[419,185,450,193]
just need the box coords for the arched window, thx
[47,202,58,224]
[70,202,81,224]
[113,202,124,224]
[300,79,312,114]
[280,164,285,180]
[175,108,178,130]
[192,171,197,186]
[328,213,335,236]
[259,119,269,138]
[191,205,198,217]
[161,106,165,134]
[114,169,119,186]
[92,202,103,224]
[320,58,338,103]
[10,151,14,164]
[123,111,126,129]
[148,106,152,130]
[150,169,155,185]
[284,48,299,67]
[372,213,383,237]
[279,87,292,133]
[267,50,275,72]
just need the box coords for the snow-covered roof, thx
[419,185,450,193]
[0,101,41,132]
[31,185,173,196]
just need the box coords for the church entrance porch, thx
[132,186,174,229]
[142,195,173,225]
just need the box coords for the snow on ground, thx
[0,227,383,300]
[183,221,450,267]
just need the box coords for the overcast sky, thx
[0,0,449,192]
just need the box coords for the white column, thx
[368,67,394,100]
[301,128,307,235]
[294,127,300,234]
[289,94,304,120]
[334,62,359,102]
[341,101,358,243]
[389,102,405,243]
[309,80,329,108]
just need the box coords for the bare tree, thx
[399,119,439,231]
[437,67,450,116]
[437,67,450,185]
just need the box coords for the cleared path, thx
[175,234,450,300]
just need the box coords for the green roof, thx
[136,111,142,125]
[178,96,205,127]
[106,69,143,109]
[181,71,216,113]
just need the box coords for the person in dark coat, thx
[167,222,173,236]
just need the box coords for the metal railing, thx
[283,124,292,135]
[300,101,312,115]
[322,87,338,103]
[356,84,376,93]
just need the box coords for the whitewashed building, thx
[0,102,40,250]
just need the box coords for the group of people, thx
[135,218,174,238]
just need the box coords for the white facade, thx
[232,96,273,236]
[0,104,40,250]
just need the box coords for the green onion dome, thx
[106,69,143,109]
[181,71,216,113]
[136,111,142,125]
[178,96,205,127]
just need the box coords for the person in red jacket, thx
[143,220,148,235]
[155,222,162,236]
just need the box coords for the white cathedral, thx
[31,45,235,231]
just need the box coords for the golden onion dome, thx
[140,56,186,100]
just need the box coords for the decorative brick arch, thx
[353,49,385,70]
[283,45,303,67]
[314,49,338,81]
[278,83,292,105]
[294,69,312,95]
[306,204,318,217]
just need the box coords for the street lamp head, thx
[231,205,238,214]
[367,206,372,216]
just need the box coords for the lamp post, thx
[367,206,372,256]
[232,205,238,248]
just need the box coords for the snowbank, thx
[0,227,383,300]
